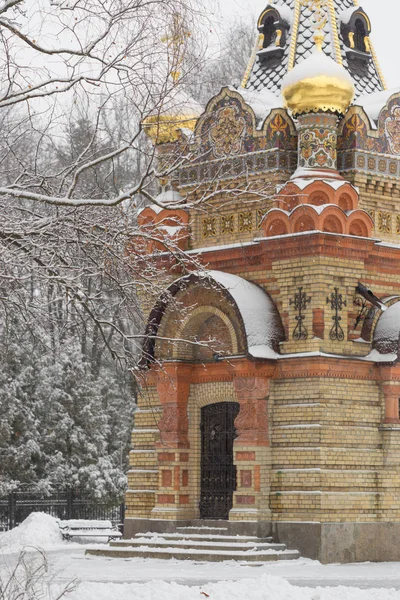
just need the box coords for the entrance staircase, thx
[85,526,300,562]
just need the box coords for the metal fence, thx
[0,489,125,532]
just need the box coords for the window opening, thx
[354,18,367,52]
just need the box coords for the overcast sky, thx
[214,0,399,88]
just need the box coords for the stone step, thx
[135,532,273,543]
[85,546,300,562]
[109,538,287,552]
[176,526,229,534]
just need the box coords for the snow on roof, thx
[205,270,284,356]
[149,89,203,119]
[235,87,282,126]
[373,301,400,355]
[338,6,359,26]
[282,50,354,90]
[287,178,349,191]
[154,190,184,205]
[355,87,400,126]
[274,2,293,24]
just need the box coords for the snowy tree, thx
[0,319,134,501]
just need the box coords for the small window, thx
[263,16,276,48]
[354,18,367,53]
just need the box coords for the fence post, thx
[119,502,125,535]
[8,492,16,530]
[66,488,73,520]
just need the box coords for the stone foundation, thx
[124,518,400,563]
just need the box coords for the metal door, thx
[200,402,240,519]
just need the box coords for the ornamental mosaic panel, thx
[209,105,247,158]
[221,214,235,234]
[203,217,217,238]
[193,93,297,165]
[299,128,336,169]
[385,105,400,155]
[357,155,365,168]
[339,94,400,157]
[377,211,392,234]
[238,212,253,233]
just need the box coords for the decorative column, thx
[151,363,196,520]
[294,112,341,180]
[230,376,272,522]
[380,378,400,425]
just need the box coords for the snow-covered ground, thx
[2,513,400,599]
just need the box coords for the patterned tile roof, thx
[245,0,385,100]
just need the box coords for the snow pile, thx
[0,512,64,553]
[67,574,400,600]
[282,50,354,90]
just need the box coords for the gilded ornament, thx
[203,217,217,238]
[143,114,198,144]
[378,211,392,234]
[238,212,253,233]
[221,215,235,235]
[283,74,354,116]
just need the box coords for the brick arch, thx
[301,181,335,205]
[174,305,240,361]
[347,211,373,238]
[275,183,301,211]
[291,206,317,233]
[322,214,344,234]
[262,210,290,237]
[309,190,330,206]
[156,285,247,363]
[320,207,346,234]
[348,219,368,237]
[335,184,359,210]
[338,193,353,211]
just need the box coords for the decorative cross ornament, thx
[161,13,191,82]
[300,0,328,50]
[290,287,311,340]
[326,287,347,341]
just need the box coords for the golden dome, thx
[143,90,202,144]
[282,51,355,116]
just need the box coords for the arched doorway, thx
[200,402,240,519]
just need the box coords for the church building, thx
[126,0,400,563]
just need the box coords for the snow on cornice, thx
[204,270,284,354]
[355,87,400,127]
[338,6,359,26]
[234,86,282,127]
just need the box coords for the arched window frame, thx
[256,6,290,64]
[341,9,372,61]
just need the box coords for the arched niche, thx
[141,271,285,366]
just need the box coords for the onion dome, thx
[281,50,355,116]
[143,89,202,144]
